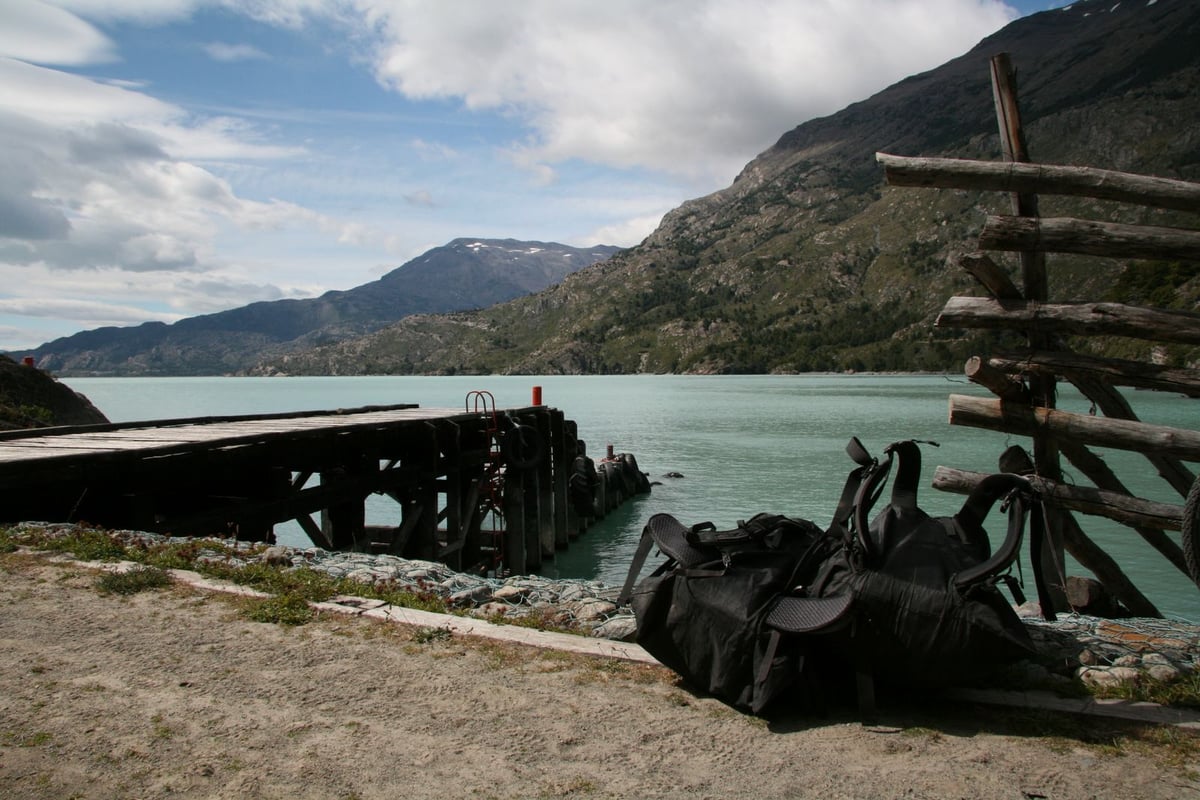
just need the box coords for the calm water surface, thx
[65,375,1200,620]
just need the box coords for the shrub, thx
[244,593,314,626]
[96,566,173,595]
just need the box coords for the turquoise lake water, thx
[64,374,1200,621]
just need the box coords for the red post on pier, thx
[532,385,543,406]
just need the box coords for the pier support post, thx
[503,467,527,575]
[535,411,555,558]
[551,410,570,549]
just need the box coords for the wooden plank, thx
[948,394,1200,461]
[944,688,1200,730]
[987,350,1200,398]
[0,407,481,461]
[877,153,1200,213]
[980,214,1200,261]
[937,297,1200,345]
[0,402,418,441]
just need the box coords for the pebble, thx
[12,522,1200,691]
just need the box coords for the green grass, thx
[96,566,173,595]
[243,593,314,626]
[36,527,130,561]
[412,625,453,644]
[1092,670,1200,710]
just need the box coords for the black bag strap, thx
[849,447,895,562]
[829,438,874,522]
[618,521,665,606]
[1028,498,1058,621]
[950,473,1057,620]
[885,439,925,516]
[687,514,780,548]
[952,474,1032,590]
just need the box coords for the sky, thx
[0,0,1070,351]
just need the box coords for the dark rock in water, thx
[0,355,109,430]
[662,471,684,479]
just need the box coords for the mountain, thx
[252,0,1200,377]
[24,239,620,376]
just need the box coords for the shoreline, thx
[2,549,1198,799]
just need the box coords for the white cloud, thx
[356,0,1017,182]
[0,0,1027,350]
[0,296,184,326]
[0,0,116,66]
[0,55,358,282]
[581,213,667,249]
[203,42,269,62]
[404,189,435,207]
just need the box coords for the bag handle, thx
[618,513,713,605]
[952,474,1031,589]
[952,473,1057,620]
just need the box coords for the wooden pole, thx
[991,51,1064,612]
[986,350,1200,398]
[937,297,1200,345]
[953,252,1023,300]
[550,410,570,549]
[948,394,1200,461]
[876,153,1200,213]
[980,214,1200,261]
[932,465,1183,533]
[534,411,555,559]
[503,467,527,575]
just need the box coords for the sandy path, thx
[1,553,1196,800]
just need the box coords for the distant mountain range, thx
[248,0,1199,376]
[21,239,620,376]
[22,0,1200,378]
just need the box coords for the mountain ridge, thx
[251,0,1199,376]
[22,238,620,376]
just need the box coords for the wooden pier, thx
[0,396,649,575]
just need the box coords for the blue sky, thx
[0,0,1071,351]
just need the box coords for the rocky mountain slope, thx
[22,239,620,376]
[254,0,1199,376]
[0,355,108,429]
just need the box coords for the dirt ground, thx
[1,553,1198,800]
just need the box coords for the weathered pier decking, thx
[0,399,646,575]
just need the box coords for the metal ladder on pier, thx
[466,390,507,574]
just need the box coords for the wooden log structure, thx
[880,52,1200,616]
[0,399,652,577]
